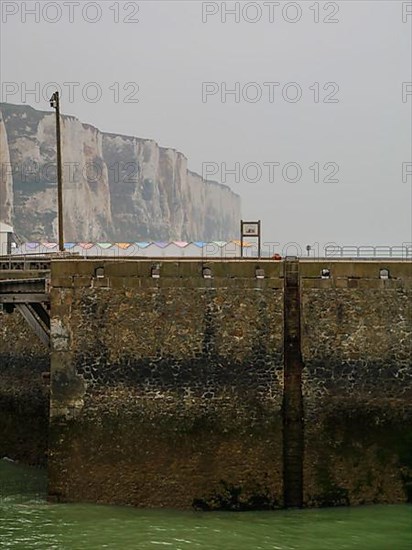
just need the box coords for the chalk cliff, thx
[0,112,13,226]
[0,103,240,242]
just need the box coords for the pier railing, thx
[0,245,411,267]
[323,245,412,259]
[0,256,51,271]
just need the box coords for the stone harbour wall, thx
[300,262,412,506]
[0,307,49,465]
[49,260,284,509]
[44,259,412,508]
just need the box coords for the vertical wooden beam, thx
[283,258,304,507]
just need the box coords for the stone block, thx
[358,279,382,289]
[383,279,403,289]
[160,262,180,278]
[51,276,73,288]
[72,276,92,288]
[109,277,128,289]
[91,277,111,289]
[105,262,139,278]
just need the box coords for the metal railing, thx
[1,246,411,266]
[323,245,412,259]
[0,255,51,271]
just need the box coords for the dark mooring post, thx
[50,91,64,252]
[283,258,304,507]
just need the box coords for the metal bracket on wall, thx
[0,277,50,347]
[15,303,50,348]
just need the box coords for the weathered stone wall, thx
[49,260,284,509]
[48,259,412,509]
[301,261,412,505]
[0,307,49,465]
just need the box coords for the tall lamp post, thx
[50,91,64,252]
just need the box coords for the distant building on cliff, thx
[0,222,14,255]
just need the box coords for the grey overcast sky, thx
[1,0,411,250]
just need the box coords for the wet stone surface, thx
[48,262,412,508]
[301,288,412,506]
[0,310,49,465]
[49,280,285,508]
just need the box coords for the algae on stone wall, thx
[0,310,49,465]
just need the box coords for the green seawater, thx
[0,460,411,550]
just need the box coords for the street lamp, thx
[50,91,64,252]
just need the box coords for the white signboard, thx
[242,222,259,236]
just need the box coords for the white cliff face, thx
[0,111,13,225]
[1,103,240,242]
[55,119,112,241]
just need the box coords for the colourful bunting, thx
[12,241,254,254]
